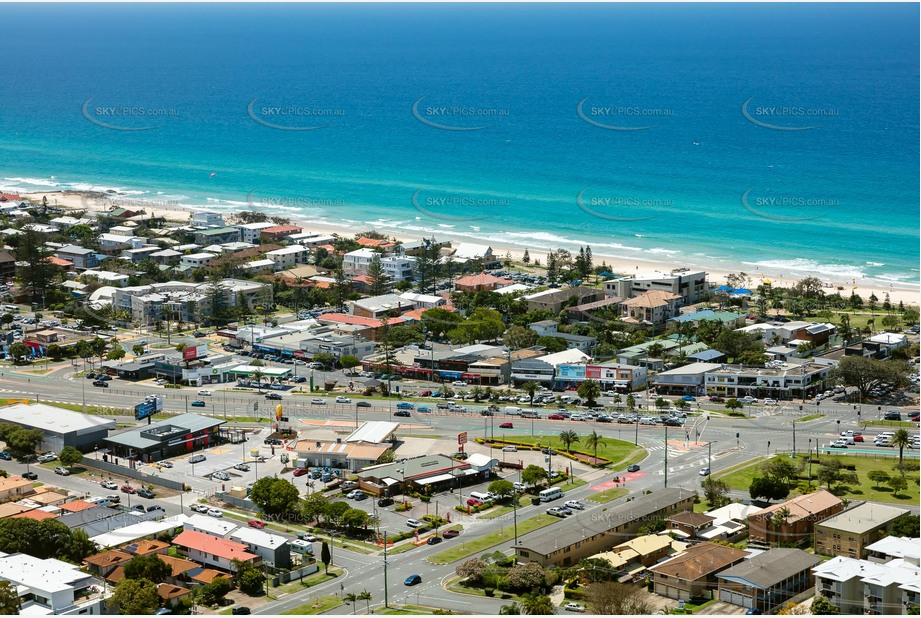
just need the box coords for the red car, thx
[293,468,309,477]
[248,519,266,529]
[442,529,460,538]
[548,414,566,420]
[853,434,864,442]
[466,498,483,507]
[121,485,136,494]
[499,422,513,429]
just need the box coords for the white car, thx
[340,480,358,490]
[197,390,211,396]
[564,500,585,510]
[740,396,757,404]
[101,480,119,490]
[502,445,518,452]
[207,508,223,518]
[763,398,778,406]
[829,439,849,449]
[37,453,57,463]
[335,396,352,403]
[190,504,209,513]
[564,603,586,613]
[513,482,529,491]
[699,467,711,476]
[311,398,326,405]
[406,519,424,528]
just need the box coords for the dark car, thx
[264,438,283,446]
[442,529,460,538]
[480,410,494,416]
[265,393,283,400]
[541,448,558,455]
[627,464,641,473]
[353,492,368,501]
[146,505,165,513]
[884,411,902,421]
[404,574,422,586]
[0,452,10,461]
[190,400,206,407]
[137,489,155,499]
[709,395,725,403]
[93,380,109,387]
[393,410,411,417]
[356,401,372,407]
[377,497,394,507]
[86,373,96,379]
[426,536,442,545]
[231,608,251,616]
[293,376,307,383]
[22,471,38,480]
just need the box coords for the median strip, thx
[427,514,556,564]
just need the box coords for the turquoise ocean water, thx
[0,3,917,287]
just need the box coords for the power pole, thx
[664,423,668,488]
[383,531,389,608]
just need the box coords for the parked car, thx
[293,468,309,477]
[190,504,209,513]
[92,380,109,387]
[564,603,586,612]
[22,471,38,480]
[231,607,250,615]
[212,471,230,481]
[189,454,206,464]
[291,539,314,554]
[264,438,282,445]
[265,393,283,400]
[682,395,696,402]
[417,405,432,413]
[191,400,206,407]
[627,464,641,472]
[884,411,902,421]
[137,489,155,499]
[763,398,778,406]
[207,508,223,518]
[564,500,585,510]
[37,452,57,463]
[54,466,70,476]
[248,519,266,529]
[442,529,460,538]
[0,452,11,461]
[709,395,725,403]
[197,390,211,396]
[547,507,568,518]
[121,485,136,494]
[101,480,118,490]
[297,532,317,542]
[146,505,165,513]
[234,463,250,471]
[377,497,394,507]
[502,445,518,452]
[394,410,411,417]
[406,519,424,528]
[548,414,566,420]
[335,396,352,403]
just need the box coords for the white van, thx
[539,487,563,502]
[469,491,492,503]
[503,406,523,416]
[521,410,541,419]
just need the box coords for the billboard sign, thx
[135,400,156,421]
[183,344,209,361]
[457,432,468,445]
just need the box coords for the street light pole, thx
[708,440,712,473]
[383,531,389,608]
[791,421,796,458]
[664,423,668,488]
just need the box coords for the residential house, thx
[234,222,276,244]
[668,309,747,329]
[588,535,688,580]
[865,535,921,565]
[341,248,377,275]
[172,529,260,572]
[620,290,682,326]
[649,542,748,601]
[701,503,765,543]
[0,553,107,614]
[666,511,716,540]
[157,583,192,609]
[83,550,133,580]
[604,269,708,305]
[453,272,513,293]
[451,242,499,266]
[288,232,335,248]
[813,556,921,615]
[524,286,605,314]
[717,548,822,613]
[528,320,596,354]
[514,488,696,567]
[193,227,241,246]
[98,233,145,251]
[179,252,217,269]
[0,251,17,281]
[0,476,34,503]
[259,224,303,241]
[349,294,414,319]
[229,527,292,569]
[120,246,161,264]
[814,503,910,559]
[190,211,225,228]
[183,513,237,538]
[265,245,309,271]
[398,291,446,310]
[81,270,130,287]
[55,245,99,270]
[748,489,843,547]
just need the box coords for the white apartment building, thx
[191,211,225,228]
[265,245,309,270]
[604,268,708,305]
[398,291,445,310]
[704,361,833,401]
[235,222,276,244]
[813,556,921,615]
[179,252,218,269]
[0,553,107,615]
[381,255,417,282]
[342,248,377,274]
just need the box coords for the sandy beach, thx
[23,190,920,308]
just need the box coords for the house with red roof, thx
[259,224,303,241]
[454,272,513,293]
[172,529,260,572]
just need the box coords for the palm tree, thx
[559,429,580,453]
[585,430,605,463]
[344,592,358,609]
[519,593,554,615]
[252,369,265,392]
[892,429,911,465]
[357,590,372,614]
[522,381,539,406]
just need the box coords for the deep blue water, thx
[0,3,917,286]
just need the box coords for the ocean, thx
[0,3,917,287]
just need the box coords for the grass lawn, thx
[428,514,557,564]
[379,604,456,615]
[798,414,825,422]
[712,456,767,488]
[444,575,522,601]
[274,567,342,594]
[482,496,531,520]
[498,435,641,468]
[718,454,920,504]
[863,420,916,429]
[280,595,343,615]
[586,487,628,504]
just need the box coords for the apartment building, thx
[814,503,910,559]
[235,222,276,244]
[0,553,107,614]
[813,556,921,615]
[604,268,707,305]
[748,489,843,547]
[265,245,309,270]
[704,361,833,401]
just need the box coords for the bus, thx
[539,487,563,502]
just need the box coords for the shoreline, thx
[20,189,921,308]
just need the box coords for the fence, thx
[215,491,257,511]
[277,562,319,584]
[83,459,186,491]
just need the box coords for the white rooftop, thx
[865,536,921,563]
[705,502,764,523]
[0,403,116,435]
[230,526,289,548]
[0,554,89,594]
[183,513,238,537]
[90,515,190,547]
[266,245,307,256]
[539,348,590,367]
[346,421,399,444]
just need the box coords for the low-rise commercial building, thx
[103,413,225,463]
[704,361,833,401]
[0,403,115,453]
